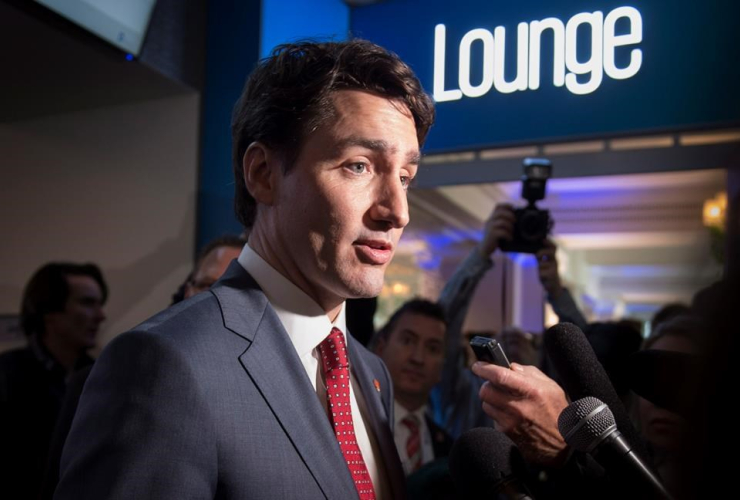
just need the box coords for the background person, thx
[374,299,453,475]
[637,315,703,499]
[0,262,107,499]
[42,234,246,498]
[183,234,246,299]
[434,203,587,439]
[171,234,247,304]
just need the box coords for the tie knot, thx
[401,414,420,433]
[318,327,349,372]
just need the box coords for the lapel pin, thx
[373,379,381,392]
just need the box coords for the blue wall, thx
[197,1,261,251]
[197,0,350,252]
[261,0,349,57]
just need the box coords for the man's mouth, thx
[354,239,393,265]
[401,368,425,382]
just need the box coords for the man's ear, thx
[243,142,281,205]
[374,337,387,356]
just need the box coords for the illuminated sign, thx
[434,6,643,100]
[351,0,740,152]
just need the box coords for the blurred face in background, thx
[637,334,695,452]
[498,327,538,366]
[185,245,243,299]
[377,312,445,410]
[44,274,106,351]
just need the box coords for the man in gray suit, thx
[55,39,435,499]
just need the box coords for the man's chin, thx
[397,380,427,395]
[341,271,386,299]
[81,335,98,350]
[396,387,428,406]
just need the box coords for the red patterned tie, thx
[317,327,376,500]
[401,414,422,473]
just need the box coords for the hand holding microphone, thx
[469,323,669,499]
[471,361,569,468]
[543,322,649,461]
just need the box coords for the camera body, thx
[500,158,554,254]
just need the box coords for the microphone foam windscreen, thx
[544,323,614,401]
[449,427,520,497]
[544,322,647,459]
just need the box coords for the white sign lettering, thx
[433,6,643,101]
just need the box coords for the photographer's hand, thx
[537,238,563,298]
[479,204,515,258]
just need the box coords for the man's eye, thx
[400,176,413,189]
[347,162,367,174]
[427,344,442,356]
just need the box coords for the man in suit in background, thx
[0,262,106,499]
[41,234,247,499]
[55,39,435,499]
[374,300,453,475]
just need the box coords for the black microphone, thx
[558,397,674,500]
[543,322,648,460]
[449,427,535,499]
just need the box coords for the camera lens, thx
[519,210,548,242]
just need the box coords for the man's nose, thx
[370,175,410,229]
[409,343,425,364]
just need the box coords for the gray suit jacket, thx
[55,262,405,499]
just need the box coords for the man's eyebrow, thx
[334,137,421,165]
[399,328,419,338]
[406,150,421,166]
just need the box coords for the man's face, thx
[377,312,446,407]
[185,245,243,299]
[45,274,106,351]
[268,90,419,308]
[638,334,694,452]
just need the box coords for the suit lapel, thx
[348,336,406,500]
[425,415,453,459]
[211,263,357,499]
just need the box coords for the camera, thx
[499,158,554,254]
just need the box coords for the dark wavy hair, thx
[231,39,435,228]
[375,298,447,346]
[21,262,108,337]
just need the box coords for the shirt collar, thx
[237,243,347,357]
[29,334,60,373]
[394,400,427,428]
[29,334,93,379]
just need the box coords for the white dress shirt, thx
[393,401,435,475]
[238,244,388,499]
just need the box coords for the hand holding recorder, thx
[470,335,569,467]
